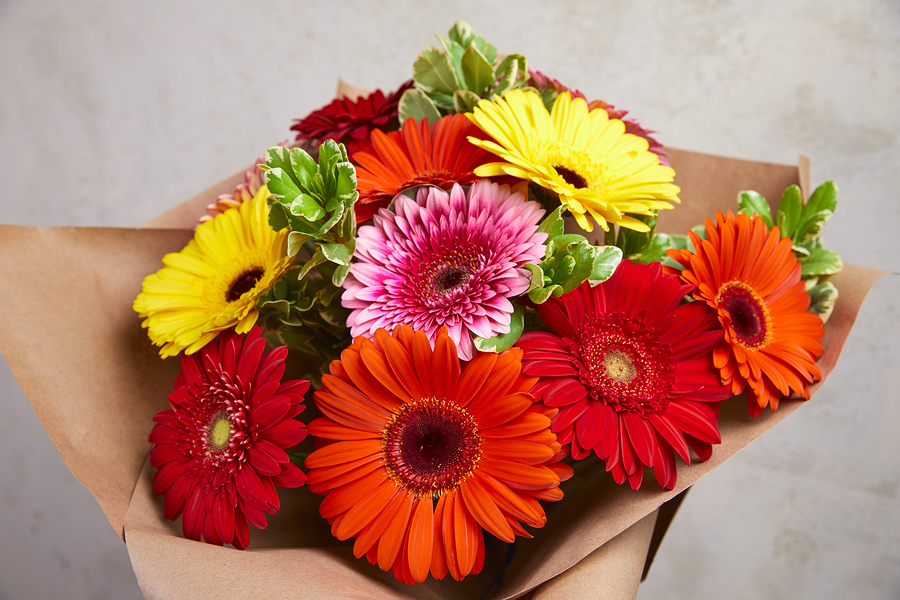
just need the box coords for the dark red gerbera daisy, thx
[149,326,309,549]
[516,260,730,490]
[290,80,414,156]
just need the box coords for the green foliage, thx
[257,140,361,371]
[525,206,624,304]
[806,280,839,323]
[398,20,529,123]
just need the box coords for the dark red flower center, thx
[226,268,264,302]
[716,281,772,350]
[432,266,471,294]
[555,166,588,189]
[414,250,480,302]
[382,399,481,497]
[577,314,675,415]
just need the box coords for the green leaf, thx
[265,147,295,182]
[737,190,773,228]
[461,44,494,95]
[550,234,586,249]
[332,264,351,287]
[266,167,302,204]
[474,304,525,353]
[452,89,481,114]
[289,147,318,191]
[297,251,327,280]
[332,162,358,203]
[286,231,308,258]
[551,254,575,283]
[493,54,527,95]
[807,281,839,323]
[528,284,559,305]
[320,242,354,266]
[801,247,843,277]
[398,89,442,125]
[635,233,673,264]
[537,206,566,238]
[267,200,291,232]
[447,20,475,47]
[803,180,838,221]
[791,244,811,260]
[413,46,460,95]
[589,246,623,285]
[524,263,544,293]
[290,192,325,222]
[794,209,833,244]
[557,242,595,293]
[776,185,803,238]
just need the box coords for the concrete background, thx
[1,1,898,598]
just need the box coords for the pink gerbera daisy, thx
[342,180,547,360]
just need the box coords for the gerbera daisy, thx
[467,88,680,233]
[517,261,731,490]
[526,68,670,166]
[134,185,293,358]
[305,326,571,583]
[149,326,309,549]
[352,114,495,223]
[666,211,825,416]
[342,180,547,360]
[291,80,414,156]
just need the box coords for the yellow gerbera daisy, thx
[134,185,291,358]
[467,89,680,232]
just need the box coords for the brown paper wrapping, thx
[0,147,885,600]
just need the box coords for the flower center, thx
[382,399,482,497]
[554,166,588,189]
[226,268,264,302]
[603,349,637,383]
[577,314,675,415]
[716,280,772,350]
[206,410,232,453]
[413,249,480,304]
[432,266,471,294]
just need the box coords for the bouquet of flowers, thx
[0,19,886,600]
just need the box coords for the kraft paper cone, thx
[0,149,886,600]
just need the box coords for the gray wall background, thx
[1,1,898,598]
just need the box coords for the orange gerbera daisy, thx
[305,326,571,584]
[667,211,825,416]
[352,114,494,222]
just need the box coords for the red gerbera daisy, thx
[352,114,496,222]
[290,80,413,156]
[305,326,571,583]
[666,211,825,416]
[149,327,309,549]
[517,261,730,490]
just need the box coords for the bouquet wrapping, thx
[0,133,884,597]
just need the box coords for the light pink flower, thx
[342,180,547,360]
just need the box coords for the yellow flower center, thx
[207,411,232,453]
[602,349,637,383]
